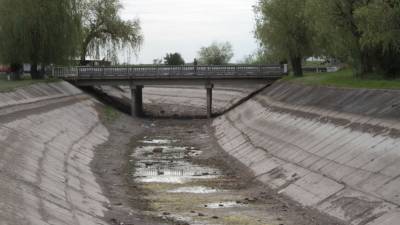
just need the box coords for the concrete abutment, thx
[130,85,144,117]
[206,83,214,118]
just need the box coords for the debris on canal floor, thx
[87,101,348,225]
[122,121,343,225]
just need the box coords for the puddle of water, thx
[188,150,203,157]
[132,138,220,184]
[163,214,221,225]
[140,139,176,144]
[130,134,302,225]
[168,186,219,194]
[205,201,247,209]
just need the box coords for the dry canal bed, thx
[93,109,343,225]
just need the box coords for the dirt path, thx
[91,107,345,225]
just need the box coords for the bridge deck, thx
[54,65,283,86]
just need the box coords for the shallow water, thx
[129,136,268,225]
[168,186,219,194]
[132,138,220,184]
[139,139,177,144]
[205,201,247,209]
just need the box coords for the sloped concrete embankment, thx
[213,81,400,225]
[0,82,110,225]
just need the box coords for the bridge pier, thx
[206,83,214,118]
[131,85,144,117]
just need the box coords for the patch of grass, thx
[282,69,400,90]
[101,105,120,123]
[0,75,60,92]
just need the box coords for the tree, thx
[239,50,278,65]
[164,53,185,65]
[255,0,314,76]
[198,42,234,65]
[0,0,80,79]
[307,0,374,77]
[78,0,143,65]
[356,0,400,77]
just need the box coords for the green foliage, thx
[164,53,185,65]
[79,0,143,65]
[283,69,400,89]
[101,105,120,123]
[306,0,400,77]
[355,0,400,76]
[255,0,314,76]
[0,0,80,78]
[307,0,372,77]
[198,42,234,65]
[356,0,400,52]
[239,50,277,65]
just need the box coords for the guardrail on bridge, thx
[53,65,284,78]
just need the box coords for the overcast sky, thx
[120,0,259,64]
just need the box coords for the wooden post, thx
[206,83,214,118]
[131,85,144,117]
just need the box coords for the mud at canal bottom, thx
[127,120,344,225]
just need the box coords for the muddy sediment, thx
[92,108,344,225]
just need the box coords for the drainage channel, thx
[130,135,261,225]
[125,120,345,225]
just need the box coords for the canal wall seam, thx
[0,82,110,225]
[0,82,82,109]
[213,81,400,225]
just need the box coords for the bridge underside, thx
[65,77,277,87]
[57,65,282,118]
[65,78,276,118]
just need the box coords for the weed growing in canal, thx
[101,105,120,123]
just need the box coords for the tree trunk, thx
[10,63,22,80]
[80,34,92,66]
[361,50,373,75]
[291,56,303,77]
[31,63,43,79]
[352,49,373,78]
[80,49,87,66]
[40,64,46,78]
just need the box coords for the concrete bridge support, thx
[131,85,143,117]
[130,83,214,118]
[206,84,214,118]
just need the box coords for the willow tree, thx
[255,0,314,76]
[356,0,400,77]
[78,0,143,65]
[307,0,374,77]
[0,0,81,79]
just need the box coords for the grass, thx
[282,69,400,90]
[100,105,120,123]
[0,74,60,92]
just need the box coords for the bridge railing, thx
[53,65,283,78]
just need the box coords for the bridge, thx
[53,65,284,118]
